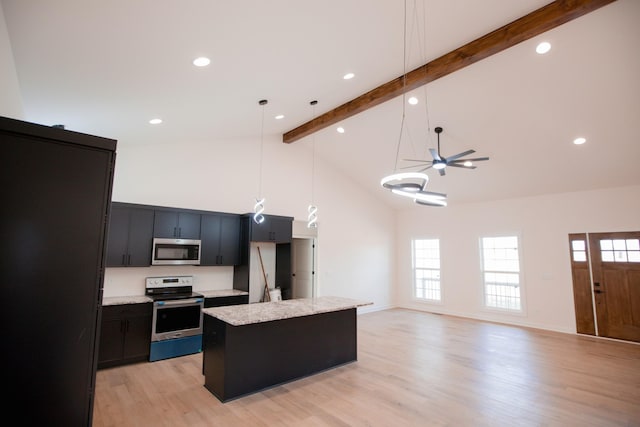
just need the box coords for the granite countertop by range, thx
[102,295,153,306]
[198,289,248,298]
[102,289,248,306]
[202,296,373,326]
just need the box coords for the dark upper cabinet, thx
[249,214,293,243]
[106,204,154,267]
[201,213,241,266]
[98,303,152,369]
[153,210,201,239]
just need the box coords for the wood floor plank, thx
[93,309,640,426]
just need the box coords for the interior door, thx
[292,238,315,299]
[588,232,640,342]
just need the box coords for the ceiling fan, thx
[404,127,489,176]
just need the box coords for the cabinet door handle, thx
[125,319,130,333]
[122,254,126,265]
[127,254,131,265]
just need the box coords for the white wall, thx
[396,184,640,333]
[105,134,395,312]
[0,2,24,119]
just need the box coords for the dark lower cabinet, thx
[1,116,116,426]
[98,303,152,369]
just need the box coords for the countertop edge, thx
[203,296,373,326]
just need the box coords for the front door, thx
[570,232,640,343]
[589,232,640,342]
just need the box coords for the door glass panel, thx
[613,239,626,250]
[627,239,640,250]
[614,251,628,262]
[571,239,587,262]
[572,240,585,251]
[600,240,613,250]
[600,238,640,263]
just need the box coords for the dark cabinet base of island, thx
[202,308,357,402]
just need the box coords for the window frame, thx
[478,233,526,314]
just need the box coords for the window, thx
[412,239,441,301]
[599,238,640,263]
[480,236,522,311]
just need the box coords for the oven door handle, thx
[155,298,204,306]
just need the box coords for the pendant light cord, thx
[258,100,266,198]
[393,0,408,173]
[311,101,317,205]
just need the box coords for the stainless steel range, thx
[146,276,204,362]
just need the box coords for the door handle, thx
[594,290,604,294]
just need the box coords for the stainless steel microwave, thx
[151,238,201,265]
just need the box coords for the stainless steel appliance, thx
[146,276,204,361]
[151,238,201,265]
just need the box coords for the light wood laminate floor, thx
[93,309,640,426]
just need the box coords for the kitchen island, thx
[202,296,372,402]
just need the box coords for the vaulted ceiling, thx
[3,0,639,208]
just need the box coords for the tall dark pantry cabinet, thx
[0,116,116,425]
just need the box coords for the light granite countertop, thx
[102,289,248,306]
[198,289,248,298]
[102,295,152,306]
[202,296,373,326]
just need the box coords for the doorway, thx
[291,238,315,299]
[569,231,640,343]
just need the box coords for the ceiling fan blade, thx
[450,156,489,162]
[402,158,431,162]
[417,165,433,172]
[448,163,477,169]
[445,149,475,162]
[429,148,442,161]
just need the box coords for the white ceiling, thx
[3,0,639,209]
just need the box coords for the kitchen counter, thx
[199,289,248,299]
[102,289,248,306]
[102,295,152,306]
[202,296,373,402]
[202,296,371,326]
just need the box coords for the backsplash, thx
[103,265,234,297]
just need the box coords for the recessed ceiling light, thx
[149,118,162,125]
[573,137,586,145]
[337,127,345,133]
[275,114,284,120]
[536,42,551,54]
[343,73,355,80]
[408,97,418,105]
[193,57,211,67]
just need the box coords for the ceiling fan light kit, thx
[403,126,490,177]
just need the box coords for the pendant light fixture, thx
[379,0,447,207]
[253,99,267,224]
[307,100,318,228]
[380,0,429,196]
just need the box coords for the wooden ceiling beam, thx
[282,0,616,143]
